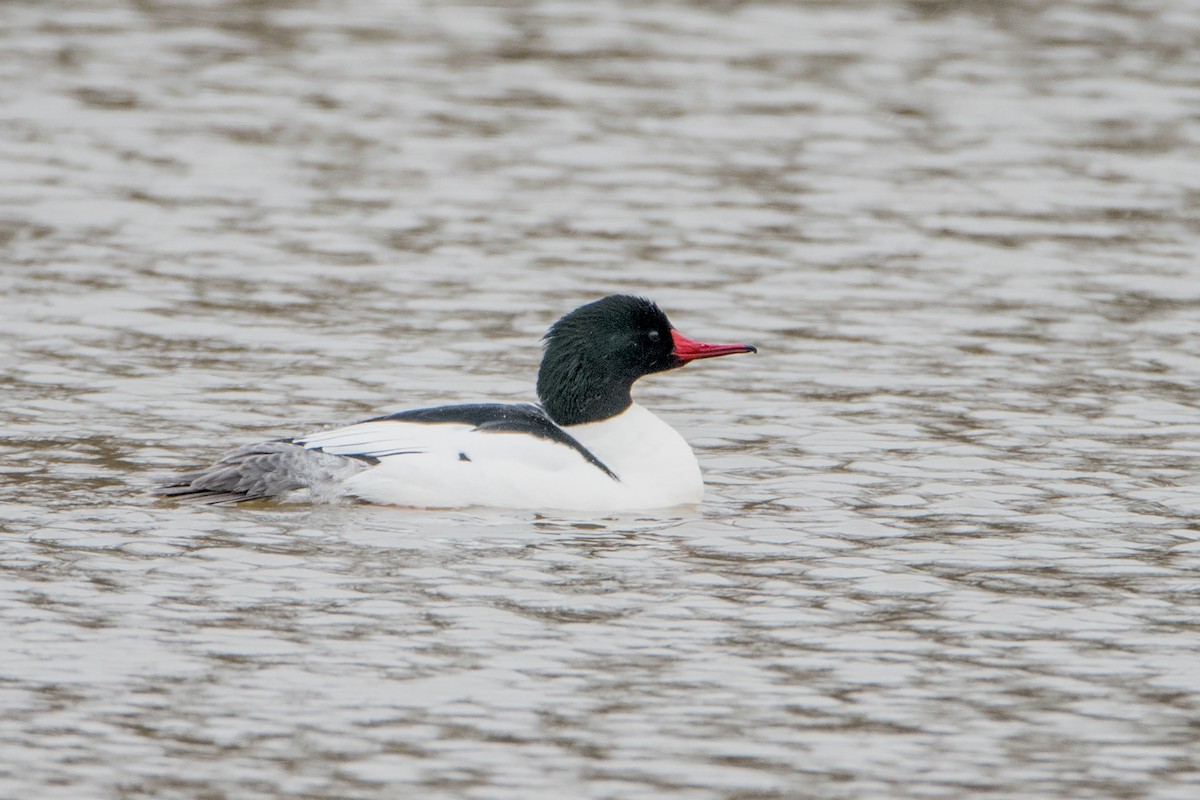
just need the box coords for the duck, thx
[157,294,756,510]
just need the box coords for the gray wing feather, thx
[156,441,369,505]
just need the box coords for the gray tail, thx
[156,440,369,505]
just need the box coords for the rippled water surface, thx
[3,0,1200,797]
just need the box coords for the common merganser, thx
[158,295,756,510]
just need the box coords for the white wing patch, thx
[296,420,473,459]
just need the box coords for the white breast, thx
[565,403,703,509]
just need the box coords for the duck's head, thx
[537,295,756,426]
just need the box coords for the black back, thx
[536,295,678,426]
[369,402,618,480]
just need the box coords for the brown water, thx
[3,1,1200,798]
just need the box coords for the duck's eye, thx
[647,330,661,343]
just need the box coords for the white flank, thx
[293,404,703,511]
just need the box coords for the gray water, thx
[3,1,1200,798]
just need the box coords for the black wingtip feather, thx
[153,482,269,505]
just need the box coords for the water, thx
[2,0,1200,797]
